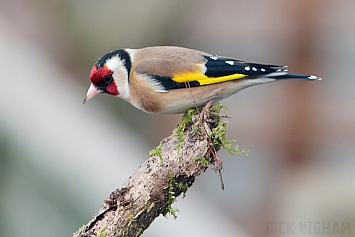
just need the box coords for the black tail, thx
[270,73,322,81]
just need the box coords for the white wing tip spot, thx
[252,67,257,71]
[225,60,234,65]
[210,56,218,60]
[244,66,250,71]
[261,68,266,72]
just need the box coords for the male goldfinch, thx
[84,46,321,113]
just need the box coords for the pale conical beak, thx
[83,84,103,104]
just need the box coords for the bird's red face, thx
[83,65,119,103]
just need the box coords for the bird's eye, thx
[104,75,113,84]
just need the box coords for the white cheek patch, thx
[106,57,130,100]
[106,56,121,72]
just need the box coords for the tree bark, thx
[73,105,225,237]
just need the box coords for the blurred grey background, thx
[1,1,355,237]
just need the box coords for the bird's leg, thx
[193,99,214,133]
[205,100,224,190]
[195,100,225,190]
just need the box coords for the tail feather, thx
[267,73,322,81]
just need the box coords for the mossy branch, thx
[73,103,246,237]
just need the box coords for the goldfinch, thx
[84,46,321,113]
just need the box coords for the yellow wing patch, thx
[172,70,246,85]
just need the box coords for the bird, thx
[84,46,321,113]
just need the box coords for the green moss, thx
[121,225,129,236]
[162,171,190,218]
[149,141,163,164]
[193,157,213,166]
[161,103,248,219]
[173,103,248,159]
[209,103,227,114]
[133,225,145,237]
[207,104,249,156]
[173,108,199,159]
[98,225,107,237]
[164,204,179,219]
[162,171,179,218]
[172,103,226,158]
[120,213,135,235]
[209,121,249,155]
[127,213,135,222]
